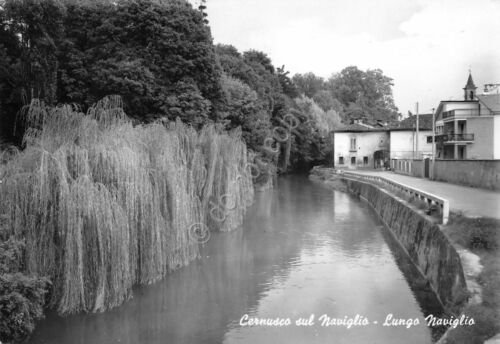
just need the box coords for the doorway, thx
[458,146,466,160]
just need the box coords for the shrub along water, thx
[0,96,253,316]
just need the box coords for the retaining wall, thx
[344,178,468,312]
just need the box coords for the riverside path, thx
[345,170,500,220]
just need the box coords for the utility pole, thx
[431,107,435,180]
[416,102,419,159]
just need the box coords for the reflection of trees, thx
[330,190,384,258]
[29,178,310,344]
[29,176,437,344]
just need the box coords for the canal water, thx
[28,176,444,344]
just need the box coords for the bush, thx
[0,274,50,344]
[0,224,50,343]
[0,237,24,274]
[447,215,500,251]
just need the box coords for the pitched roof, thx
[392,114,433,130]
[477,93,500,114]
[334,123,388,132]
[464,73,477,89]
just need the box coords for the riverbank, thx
[310,167,500,343]
[439,215,500,344]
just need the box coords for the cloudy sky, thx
[204,0,500,115]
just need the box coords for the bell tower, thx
[463,71,477,100]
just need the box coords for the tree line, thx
[0,1,402,342]
[0,0,400,173]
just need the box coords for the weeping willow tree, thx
[0,96,254,315]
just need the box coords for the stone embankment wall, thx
[344,178,467,311]
[310,167,468,313]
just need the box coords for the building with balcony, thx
[434,73,500,160]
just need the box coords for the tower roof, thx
[464,72,477,90]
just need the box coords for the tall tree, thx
[327,66,398,124]
[3,0,65,104]
[219,74,270,150]
[4,0,66,105]
[312,89,343,113]
[277,65,298,99]
[197,0,208,24]
[0,0,67,142]
[58,0,223,123]
[292,72,325,98]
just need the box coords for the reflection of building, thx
[434,73,500,159]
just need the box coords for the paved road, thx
[347,170,500,219]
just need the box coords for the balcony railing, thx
[442,109,480,119]
[435,133,474,142]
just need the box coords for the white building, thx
[434,73,500,160]
[390,114,433,160]
[333,115,435,170]
[333,124,390,169]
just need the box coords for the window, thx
[351,157,356,165]
[350,137,357,151]
[363,156,368,165]
[339,157,344,165]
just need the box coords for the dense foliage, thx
[1,96,253,317]
[0,217,50,344]
[293,66,400,125]
[0,0,402,341]
[59,0,223,124]
[215,44,330,172]
[0,0,400,172]
[0,0,222,128]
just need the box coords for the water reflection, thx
[28,176,437,344]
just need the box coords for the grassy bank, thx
[0,96,253,330]
[441,214,500,344]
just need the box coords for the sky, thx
[201,0,500,116]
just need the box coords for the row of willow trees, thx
[0,0,400,174]
[0,96,255,343]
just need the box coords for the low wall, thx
[343,178,467,312]
[392,158,500,191]
[391,159,424,178]
[433,160,500,191]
